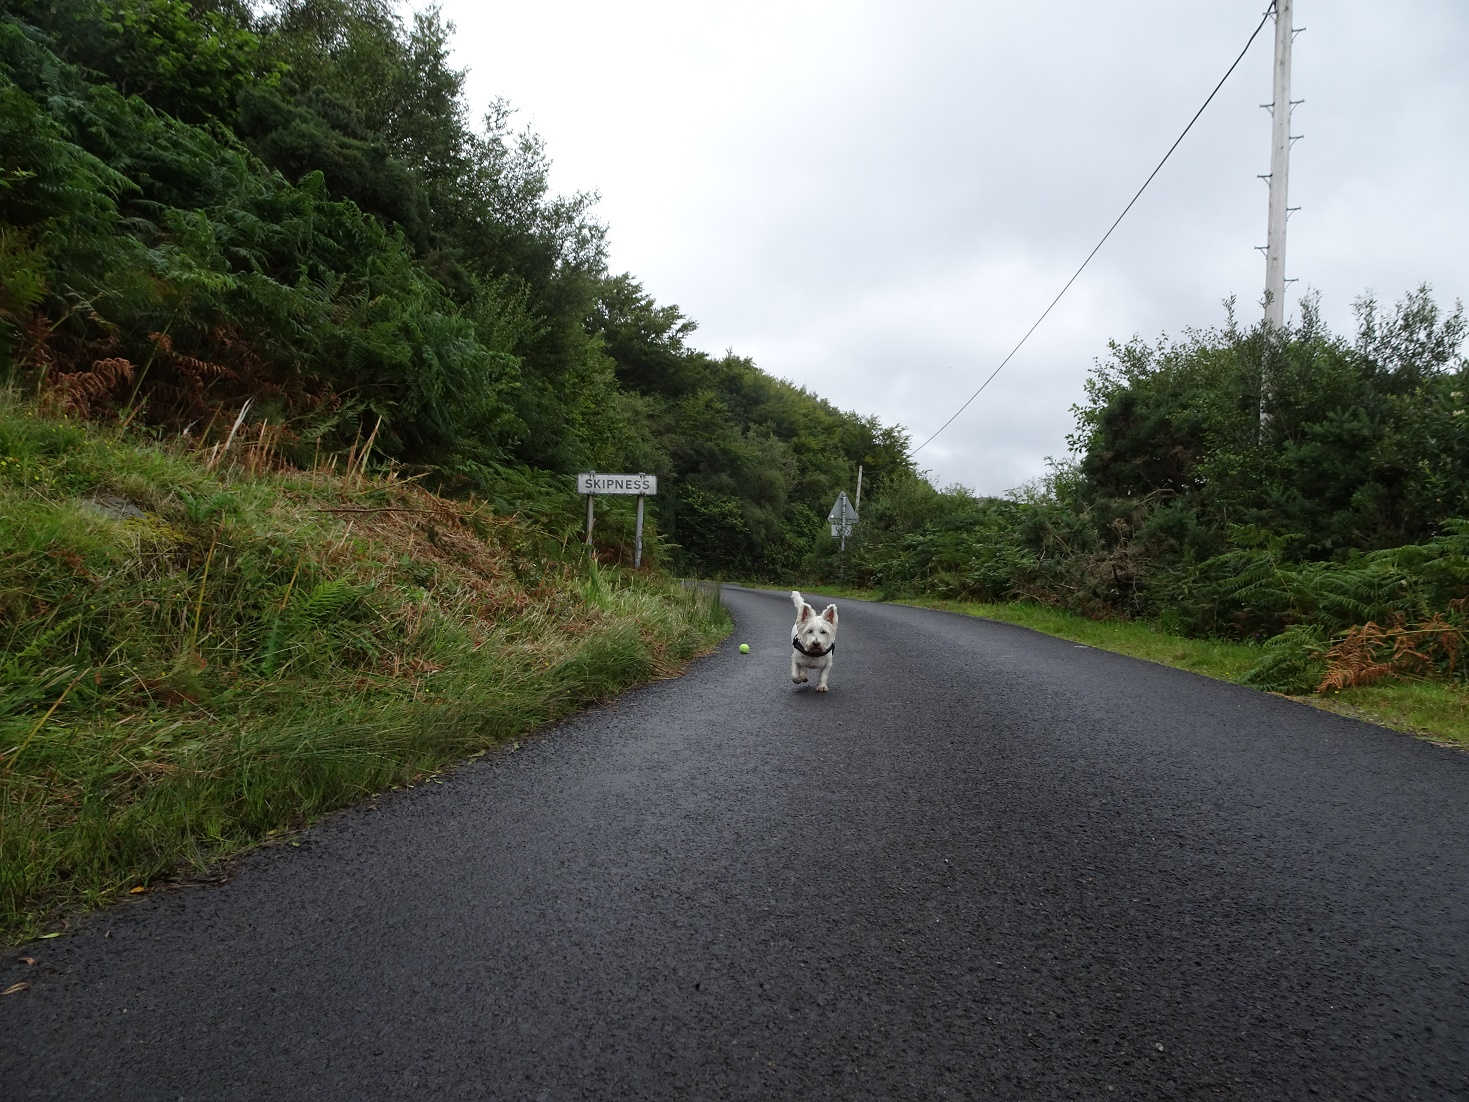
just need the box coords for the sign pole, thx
[634,494,645,569]
[585,493,595,547]
[828,489,857,579]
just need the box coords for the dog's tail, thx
[790,590,804,613]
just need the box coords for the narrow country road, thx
[4,587,1468,1099]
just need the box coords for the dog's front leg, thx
[790,652,807,683]
[815,658,831,692]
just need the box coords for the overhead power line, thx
[911,4,1277,457]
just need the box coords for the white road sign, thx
[579,472,658,569]
[577,472,657,495]
[828,490,858,538]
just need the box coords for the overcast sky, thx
[435,0,1469,497]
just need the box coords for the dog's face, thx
[791,591,838,656]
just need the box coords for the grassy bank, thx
[745,583,1469,750]
[0,401,729,945]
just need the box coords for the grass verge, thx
[734,582,1469,750]
[0,400,730,945]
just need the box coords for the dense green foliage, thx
[839,294,1469,692]
[0,0,907,577]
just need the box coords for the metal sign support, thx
[634,495,645,569]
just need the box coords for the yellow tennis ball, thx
[739,643,750,653]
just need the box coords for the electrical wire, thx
[911,3,1278,456]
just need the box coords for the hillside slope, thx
[0,400,728,943]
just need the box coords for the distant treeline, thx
[0,0,910,576]
[835,296,1469,691]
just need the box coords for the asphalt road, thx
[5,586,1469,1100]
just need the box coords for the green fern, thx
[256,578,369,675]
[175,488,237,525]
[293,578,363,628]
[1243,625,1329,693]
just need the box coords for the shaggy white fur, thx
[789,590,838,693]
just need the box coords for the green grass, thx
[741,582,1469,750]
[1303,681,1469,749]
[0,399,730,945]
[901,596,1262,681]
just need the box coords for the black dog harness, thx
[793,637,835,658]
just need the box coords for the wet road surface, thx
[4,586,1468,1099]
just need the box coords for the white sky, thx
[435,0,1469,497]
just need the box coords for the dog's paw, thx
[815,684,829,693]
[791,674,807,684]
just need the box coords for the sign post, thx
[828,489,858,582]
[577,472,659,568]
[634,495,645,568]
[828,490,858,551]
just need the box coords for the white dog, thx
[789,590,838,692]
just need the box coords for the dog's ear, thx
[821,604,838,626]
[791,591,811,619]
